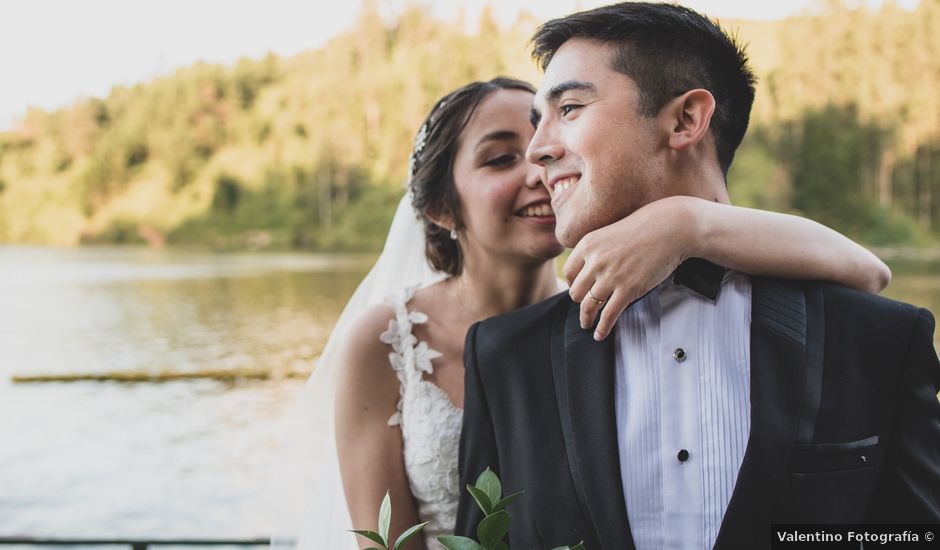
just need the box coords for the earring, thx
[449,228,458,240]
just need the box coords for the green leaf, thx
[476,510,510,549]
[465,484,493,516]
[491,490,524,513]
[436,535,484,550]
[474,467,502,511]
[394,521,430,550]
[350,530,386,548]
[494,542,509,550]
[378,491,392,544]
[571,542,586,550]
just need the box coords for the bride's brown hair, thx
[408,77,536,276]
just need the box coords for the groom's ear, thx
[663,88,716,152]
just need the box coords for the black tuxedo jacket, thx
[455,278,940,549]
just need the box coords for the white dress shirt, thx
[614,271,752,550]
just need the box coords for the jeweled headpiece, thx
[408,122,429,176]
[408,99,447,177]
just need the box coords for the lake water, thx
[1,246,938,538]
[0,247,373,538]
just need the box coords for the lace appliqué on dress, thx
[379,286,463,549]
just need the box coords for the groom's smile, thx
[548,174,580,200]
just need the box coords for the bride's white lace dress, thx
[380,286,463,550]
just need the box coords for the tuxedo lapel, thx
[550,298,634,550]
[714,279,824,549]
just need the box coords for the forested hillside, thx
[1,0,937,250]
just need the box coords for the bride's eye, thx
[484,154,518,168]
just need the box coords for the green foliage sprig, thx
[352,468,584,550]
[437,467,522,550]
[351,491,429,550]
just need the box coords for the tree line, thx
[0,0,937,250]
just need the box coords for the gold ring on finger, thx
[588,288,607,305]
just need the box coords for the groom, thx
[455,3,940,549]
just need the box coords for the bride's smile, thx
[514,199,556,226]
[451,88,563,265]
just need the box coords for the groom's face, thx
[527,38,666,248]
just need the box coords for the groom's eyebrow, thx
[530,80,597,128]
[545,80,596,104]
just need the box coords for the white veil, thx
[269,191,446,549]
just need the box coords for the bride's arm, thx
[693,201,890,290]
[335,305,427,550]
[567,195,891,340]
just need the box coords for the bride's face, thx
[451,89,563,268]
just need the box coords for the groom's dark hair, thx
[531,2,756,175]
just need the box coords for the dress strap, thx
[379,286,441,426]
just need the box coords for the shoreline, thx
[3,242,940,261]
[871,247,940,262]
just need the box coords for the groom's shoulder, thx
[470,290,571,349]
[822,281,933,344]
[808,279,921,318]
[762,277,929,339]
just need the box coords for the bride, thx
[291,77,888,550]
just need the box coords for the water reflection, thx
[1,380,306,535]
[0,248,369,378]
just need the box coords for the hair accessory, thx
[409,122,429,175]
[449,228,458,240]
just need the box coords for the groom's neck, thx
[661,161,732,205]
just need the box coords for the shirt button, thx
[673,348,687,362]
[677,449,690,462]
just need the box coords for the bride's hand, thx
[565,195,700,341]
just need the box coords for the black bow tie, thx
[672,258,727,300]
